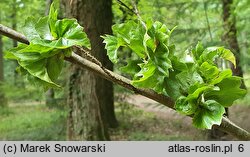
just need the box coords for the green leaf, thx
[112,21,139,43]
[128,21,147,58]
[147,21,170,44]
[200,47,236,66]
[102,35,120,63]
[35,17,53,40]
[109,20,146,58]
[133,60,156,83]
[19,59,60,88]
[133,72,165,94]
[199,62,219,81]
[210,69,232,85]
[193,100,225,129]
[205,76,246,107]
[6,2,91,90]
[219,47,236,67]
[192,42,204,61]
[55,19,90,48]
[120,59,142,75]
[151,43,172,76]
[164,72,182,100]
[175,96,197,115]
[186,86,212,102]
[48,2,58,38]
[23,17,41,41]
[47,54,64,82]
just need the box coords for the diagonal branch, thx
[0,23,249,140]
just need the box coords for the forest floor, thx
[110,94,250,141]
[0,94,249,140]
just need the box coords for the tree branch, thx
[0,23,249,140]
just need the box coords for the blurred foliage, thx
[112,0,250,73]
[0,82,44,102]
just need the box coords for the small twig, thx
[116,0,137,15]
[0,24,29,44]
[131,0,140,17]
[74,45,116,81]
[203,0,213,41]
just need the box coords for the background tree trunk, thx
[11,0,19,86]
[0,34,7,107]
[208,0,245,140]
[0,11,7,107]
[222,0,246,88]
[63,0,118,140]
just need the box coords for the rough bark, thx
[208,0,245,140]
[1,22,250,140]
[63,0,117,140]
[11,0,19,86]
[0,12,7,107]
[222,0,246,88]
[0,35,3,82]
[0,34,7,107]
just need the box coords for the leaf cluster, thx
[103,20,246,129]
[5,3,90,90]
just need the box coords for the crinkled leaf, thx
[219,47,236,68]
[120,59,142,75]
[112,21,136,43]
[200,46,236,66]
[205,76,246,107]
[192,42,204,61]
[133,71,165,94]
[176,71,203,94]
[164,72,182,100]
[210,69,232,85]
[193,100,225,129]
[23,17,41,41]
[36,17,53,40]
[102,35,121,63]
[171,55,187,72]
[199,62,219,81]
[6,2,90,90]
[147,21,170,44]
[109,21,146,58]
[175,96,197,115]
[151,43,172,76]
[48,3,58,38]
[186,86,213,102]
[133,60,156,83]
[55,19,90,48]
[128,22,147,58]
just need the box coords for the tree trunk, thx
[0,34,7,107]
[222,0,246,89]
[11,0,19,86]
[63,0,118,140]
[0,11,7,107]
[208,0,245,140]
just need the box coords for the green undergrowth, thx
[0,104,67,140]
[0,101,206,141]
